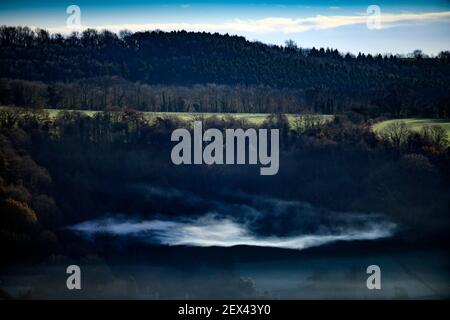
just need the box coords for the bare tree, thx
[382,121,410,149]
[421,125,449,150]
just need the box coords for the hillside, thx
[0,26,449,117]
[374,118,450,139]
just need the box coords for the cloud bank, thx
[55,11,450,34]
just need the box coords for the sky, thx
[0,0,449,55]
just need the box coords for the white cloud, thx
[44,11,450,34]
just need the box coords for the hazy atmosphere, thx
[0,0,449,302]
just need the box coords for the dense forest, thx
[1,108,449,266]
[1,26,450,117]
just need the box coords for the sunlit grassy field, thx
[373,118,450,139]
[45,109,334,126]
[1,107,333,126]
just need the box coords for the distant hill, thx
[0,26,449,117]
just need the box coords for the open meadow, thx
[0,107,334,127]
[373,118,450,139]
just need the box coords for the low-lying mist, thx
[69,214,395,250]
[68,185,396,251]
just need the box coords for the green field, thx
[373,118,450,139]
[45,109,334,126]
[1,107,333,126]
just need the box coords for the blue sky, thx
[1,0,449,55]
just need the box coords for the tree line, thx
[0,26,449,118]
[0,78,355,114]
